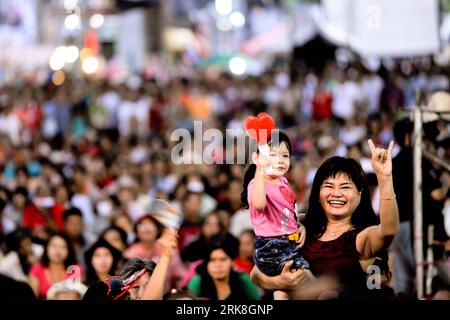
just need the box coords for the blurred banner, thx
[317,0,440,57]
[0,0,38,46]
[351,0,440,56]
[244,0,439,58]
[116,8,146,73]
[242,5,292,56]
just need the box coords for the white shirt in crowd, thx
[117,96,151,137]
[361,74,384,115]
[97,90,121,129]
[332,80,361,120]
[0,112,21,146]
[229,208,253,238]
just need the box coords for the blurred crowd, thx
[0,57,449,300]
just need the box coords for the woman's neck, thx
[326,217,352,229]
[97,272,109,281]
[141,241,155,249]
[48,262,65,272]
[214,277,231,300]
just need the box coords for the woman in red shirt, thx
[28,233,82,299]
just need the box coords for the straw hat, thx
[424,91,450,123]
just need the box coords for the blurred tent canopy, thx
[292,35,337,73]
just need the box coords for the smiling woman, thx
[250,140,399,299]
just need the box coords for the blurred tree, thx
[442,0,450,13]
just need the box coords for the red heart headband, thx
[244,112,276,145]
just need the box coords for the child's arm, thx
[250,151,271,210]
[251,165,267,211]
[296,223,306,249]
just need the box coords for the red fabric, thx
[233,257,254,275]
[29,263,83,299]
[302,228,367,288]
[98,176,114,188]
[312,91,332,120]
[50,203,65,231]
[178,224,200,251]
[15,103,42,131]
[23,203,47,229]
[84,30,99,54]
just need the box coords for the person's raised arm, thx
[140,228,178,300]
[357,140,399,259]
[251,151,270,210]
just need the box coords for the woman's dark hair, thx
[62,207,86,246]
[4,228,33,275]
[195,233,248,300]
[62,207,83,222]
[133,214,164,242]
[304,156,379,241]
[100,226,128,250]
[241,130,292,209]
[84,239,123,285]
[116,257,156,279]
[0,186,12,212]
[12,186,30,203]
[41,232,77,269]
[393,118,413,148]
[3,227,31,253]
[198,233,239,268]
[199,212,226,236]
[163,289,194,300]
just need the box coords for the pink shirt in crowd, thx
[29,263,83,299]
[247,176,298,237]
[123,242,186,290]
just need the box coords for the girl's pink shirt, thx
[248,176,298,237]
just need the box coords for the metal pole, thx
[413,99,424,300]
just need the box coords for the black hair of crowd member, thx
[84,239,123,285]
[163,289,195,300]
[100,226,128,249]
[196,232,240,275]
[194,232,247,301]
[181,191,202,204]
[12,186,30,202]
[3,228,33,275]
[116,257,156,279]
[393,118,414,148]
[0,185,11,213]
[133,214,164,241]
[41,232,77,269]
[62,207,83,222]
[3,227,32,253]
[82,280,111,301]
